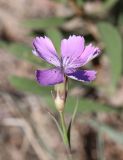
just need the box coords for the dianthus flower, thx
[32,35,100,86]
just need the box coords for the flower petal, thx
[80,44,100,65]
[61,35,85,67]
[36,68,64,86]
[66,70,96,82]
[67,44,100,69]
[33,36,61,67]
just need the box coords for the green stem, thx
[59,111,69,146]
[54,76,73,160]
[59,111,73,160]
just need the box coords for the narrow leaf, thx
[9,76,52,95]
[0,42,49,67]
[24,17,65,30]
[76,0,84,6]
[103,0,118,12]
[67,99,79,150]
[98,22,122,88]
[9,76,120,113]
[46,28,63,53]
[45,96,120,113]
[48,112,64,141]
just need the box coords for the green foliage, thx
[24,17,65,30]
[67,99,79,149]
[118,13,123,27]
[0,42,51,67]
[103,0,118,12]
[97,22,122,89]
[9,75,119,113]
[9,75,52,95]
[76,0,84,6]
[46,28,63,53]
[65,97,118,113]
[45,95,119,113]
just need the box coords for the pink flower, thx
[32,35,100,86]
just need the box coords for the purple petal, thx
[66,70,96,82]
[61,35,85,68]
[33,36,61,67]
[36,68,64,86]
[67,44,100,69]
[80,44,100,65]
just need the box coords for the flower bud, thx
[54,83,67,112]
[54,92,65,112]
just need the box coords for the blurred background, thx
[0,0,123,159]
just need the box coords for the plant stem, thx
[54,76,73,159]
[59,111,73,160]
[59,111,69,146]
